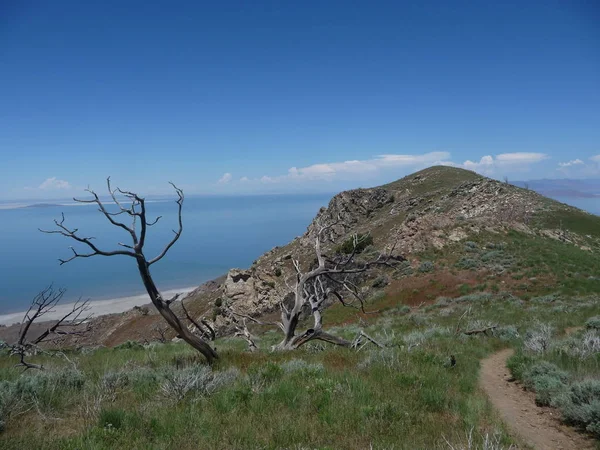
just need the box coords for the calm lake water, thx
[0,193,597,315]
[549,196,600,215]
[0,194,331,314]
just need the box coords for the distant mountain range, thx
[512,178,600,198]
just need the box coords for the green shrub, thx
[13,368,85,397]
[506,351,535,381]
[371,276,388,288]
[0,381,19,433]
[481,250,503,262]
[274,268,282,277]
[398,305,411,315]
[418,261,434,273]
[98,408,127,429]
[455,292,493,303]
[464,241,478,251]
[531,293,560,304]
[585,316,600,330]
[335,234,374,254]
[531,375,568,407]
[494,325,520,341]
[456,257,479,270]
[101,371,130,392]
[214,298,223,307]
[248,361,282,384]
[280,359,324,376]
[523,361,569,390]
[114,340,144,351]
[560,379,600,437]
[160,366,239,402]
[358,348,402,370]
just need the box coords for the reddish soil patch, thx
[103,314,165,347]
[386,270,483,306]
[480,349,594,450]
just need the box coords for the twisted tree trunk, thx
[136,257,217,363]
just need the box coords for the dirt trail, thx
[480,349,594,450]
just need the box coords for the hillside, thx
[2,166,600,448]
[4,166,598,348]
[160,165,600,337]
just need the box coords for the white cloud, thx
[258,151,451,183]
[557,155,600,176]
[38,177,71,190]
[217,173,232,184]
[495,152,548,163]
[458,152,548,175]
[219,150,564,191]
[558,159,583,167]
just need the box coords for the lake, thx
[0,194,331,314]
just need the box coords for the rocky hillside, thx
[181,166,600,333]
[5,166,599,347]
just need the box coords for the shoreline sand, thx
[0,286,197,326]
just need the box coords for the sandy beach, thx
[0,286,197,326]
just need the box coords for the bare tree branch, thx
[233,319,258,352]
[11,286,91,371]
[181,299,215,341]
[41,180,218,363]
[148,182,183,266]
[273,225,403,350]
[39,213,136,264]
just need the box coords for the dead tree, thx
[248,222,401,350]
[11,285,91,370]
[40,179,218,363]
[153,324,170,343]
[233,319,258,352]
[180,298,216,341]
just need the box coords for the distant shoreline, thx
[0,286,197,326]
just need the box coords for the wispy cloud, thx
[218,150,597,193]
[38,177,72,190]
[558,159,584,167]
[458,152,548,175]
[557,155,600,176]
[251,151,451,184]
[217,173,232,184]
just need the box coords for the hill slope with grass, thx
[1,166,599,449]
[183,165,600,337]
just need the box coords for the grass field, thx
[2,282,599,449]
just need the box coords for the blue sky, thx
[1,1,599,200]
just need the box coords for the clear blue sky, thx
[1,1,599,200]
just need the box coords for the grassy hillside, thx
[1,166,599,448]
